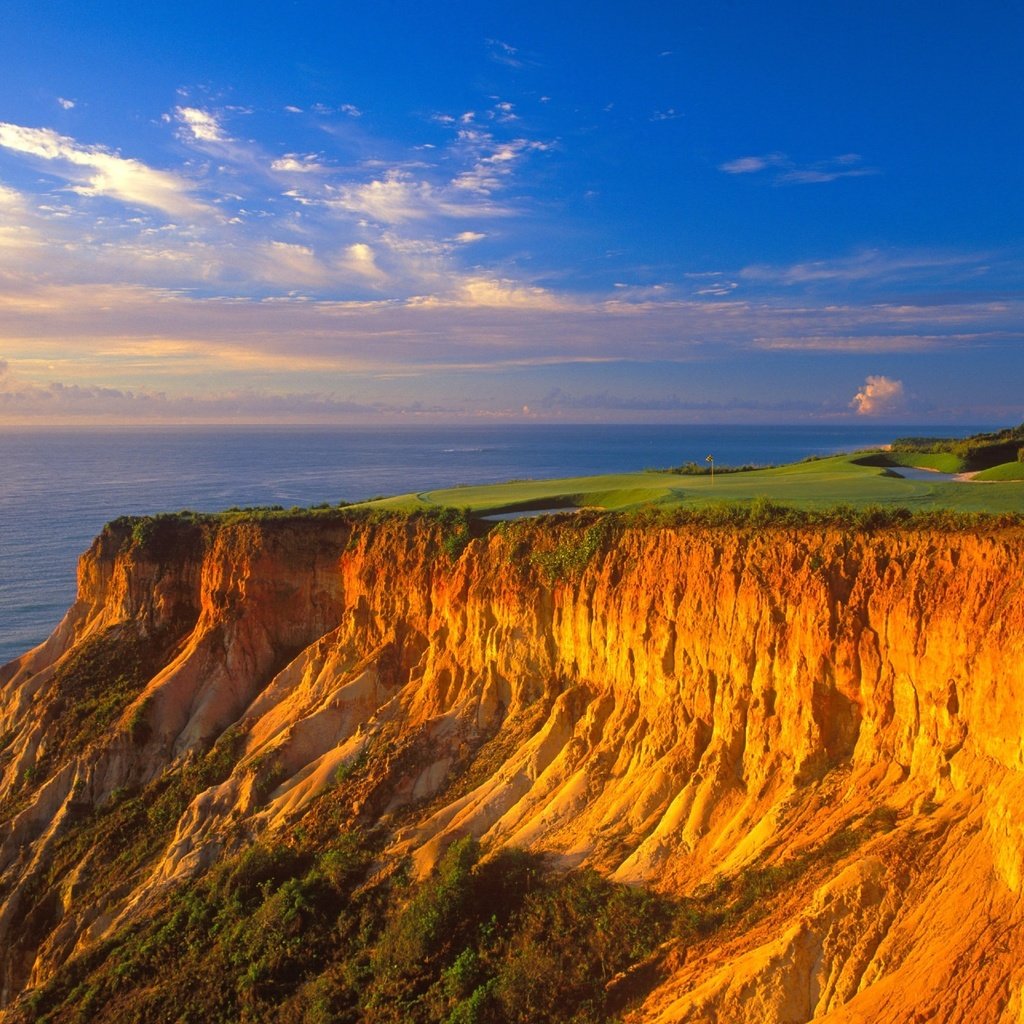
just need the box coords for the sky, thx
[0,0,1021,425]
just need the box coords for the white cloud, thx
[695,281,738,297]
[412,276,566,311]
[271,153,328,173]
[491,101,518,123]
[257,240,327,285]
[308,102,363,117]
[451,134,550,195]
[329,170,512,223]
[851,375,905,415]
[175,106,228,143]
[454,231,486,244]
[0,122,210,218]
[331,173,440,222]
[341,242,387,284]
[0,182,26,211]
[57,97,76,110]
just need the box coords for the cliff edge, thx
[1,511,1022,1021]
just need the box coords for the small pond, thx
[480,507,582,521]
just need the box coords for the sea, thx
[0,423,987,666]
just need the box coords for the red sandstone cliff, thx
[1,513,1022,1020]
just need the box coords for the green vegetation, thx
[362,446,1022,519]
[349,424,1023,519]
[859,450,966,473]
[974,461,1024,481]
[890,423,1024,470]
[15,805,897,1024]
[102,426,1024,547]
[7,728,246,936]
[526,519,609,582]
[0,629,170,820]
[435,507,474,560]
[655,460,776,476]
[16,830,674,1024]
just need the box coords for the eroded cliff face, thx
[1,513,1023,1021]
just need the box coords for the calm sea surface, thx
[0,423,985,664]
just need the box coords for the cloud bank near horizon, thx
[0,72,1020,425]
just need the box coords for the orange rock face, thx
[1,514,1023,1019]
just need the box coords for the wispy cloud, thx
[719,153,786,174]
[327,169,513,223]
[0,99,558,303]
[451,131,550,195]
[3,270,1016,371]
[271,153,329,173]
[309,102,362,118]
[490,100,518,123]
[0,88,1016,425]
[0,359,391,422]
[56,97,76,111]
[174,106,229,143]
[486,38,525,69]
[694,280,738,297]
[739,248,990,288]
[753,333,978,352]
[0,122,211,218]
[537,387,819,415]
[341,242,387,285]
[720,151,877,185]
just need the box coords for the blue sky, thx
[0,1,1020,424]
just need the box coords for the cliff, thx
[1,511,1022,1021]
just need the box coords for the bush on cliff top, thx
[615,499,1023,533]
[105,496,1024,564]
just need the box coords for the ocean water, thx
[0,423,982,665]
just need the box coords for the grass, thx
[863,451,966,473]
[359,450,1024,517]
[974,461,1024,481]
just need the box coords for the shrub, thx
[530,520,608,582]
[437,507,473,561]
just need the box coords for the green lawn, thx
[361,450,1024,516]
[974,461,1024,481]
[868,451,966,473]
